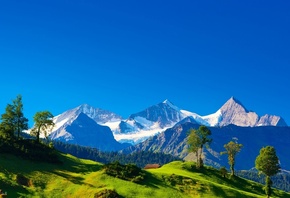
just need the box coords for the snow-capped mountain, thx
[46,104,127,151]
[112,100,184,143]
[113,97,287,144]
[53,104,122,129]
[50,112,126,151]
[44,97,287,147]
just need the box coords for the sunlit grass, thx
[0,153,289,198]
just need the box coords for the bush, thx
[103,161,145,183]
[95,189,120,198]
[16,174,32,187]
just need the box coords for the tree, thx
[220,140,242,176]
[0,104,16,139]
[255,146,280,198]
[0,95,28,140]
[187,125,212,169]
[13,95,28,139]
[30,111,54,143]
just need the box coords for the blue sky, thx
[0,1,289,126]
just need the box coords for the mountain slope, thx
[123,122,290,170]
[1,153,289,197]
[50,113,127,151]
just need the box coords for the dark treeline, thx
[236,170,290,192]
[0,138,60,163]
[53,141,181,168]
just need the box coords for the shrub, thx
[95,189,120,198]
[16,174,32,187]
[103,161,145,183]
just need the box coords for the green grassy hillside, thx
[0,153,289,198]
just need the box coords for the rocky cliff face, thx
[218,97,287,127]
[257,114,287,126]
[219,97,259,126]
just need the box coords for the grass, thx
[0,153,290,198]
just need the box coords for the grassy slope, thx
[0,153,289,198]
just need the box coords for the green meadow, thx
[0,153,289,198]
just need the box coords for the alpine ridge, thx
[218,97,287,127]
[44,97,287,147]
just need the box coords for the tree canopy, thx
[221,140,243,176]
[31,111,54,143]
[187,125,212,169]
[255,146,280,198]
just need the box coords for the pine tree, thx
[0,104,16,139]
[13,95,28,139]
[0,95,28,140]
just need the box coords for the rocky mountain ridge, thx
[43,97,287,148]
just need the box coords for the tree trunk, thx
[36,125,41,143]
[265,176,272,198]
[199,145,204,168]
[230,163,235,176]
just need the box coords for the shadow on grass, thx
[140,172,174,190]
[51,170,95,188]
[0,179,30,198]
[186,166,266,196]
[58,155,103,174]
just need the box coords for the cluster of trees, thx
[187,125,281,198]
[0,95,58,163]
[0,95,54,143]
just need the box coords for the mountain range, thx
[46,97,287,147]
[30,96,290,171]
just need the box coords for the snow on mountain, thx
[113,97,287,144]
[42,104,127,151]
[50,112,127,151]
[53,104,122,125]
[41,97,287,147]
[113,100,186,144]
[51,104,122,135]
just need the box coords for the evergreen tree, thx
[31,111,54,143]
[221,140,242,176]
[0,104,16,139]
[255,146,280,198]
[13,95,28,139]
[187,125,212,169]
[0,95,28,140]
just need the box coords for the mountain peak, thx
[218,97,259,126]
[162,99,179,111]
[223,97,248,112]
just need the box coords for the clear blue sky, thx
[0,1,289,126]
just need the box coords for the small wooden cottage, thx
[144,164,161,169]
